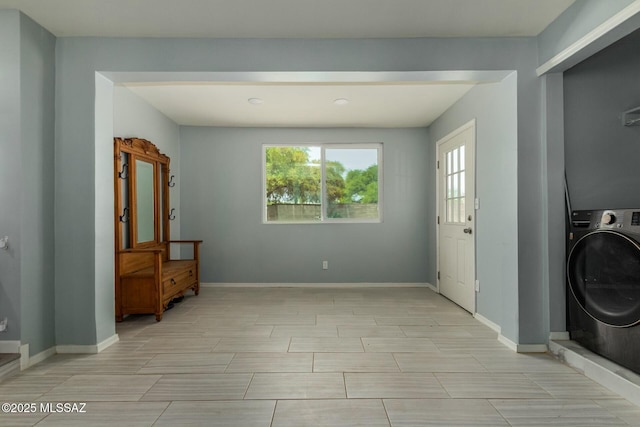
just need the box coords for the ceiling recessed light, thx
[334,98,349,105]
[248,98,264,105]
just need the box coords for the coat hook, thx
[119,207,129,223]
[118,162,129,179]
[168,208,176,221]
[168,175,175,187]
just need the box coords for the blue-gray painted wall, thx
[19,13,56,356]
[0,10,22,344]
[1,0,639,352]
[564,28,640,210]
[429,75,518,338]
[180,127,430,284]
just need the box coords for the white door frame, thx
[435,119,477,313]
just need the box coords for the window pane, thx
[325,148,378,220]
[447,151,452,174]
[265,146,321,222]
[452,198,459,223]
[460,197,466,222]
[460,171,465,197]
[460,145,465,172]
[447,199,453,223]
[452,148,459,173]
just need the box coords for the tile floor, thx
[1,286,640,426]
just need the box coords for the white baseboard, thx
[497,334,547,353]
[549,331,570,340]
[26,346,56,369]
[56,334,119,354]
[19,344,29,370]
[201,282,431,288]
[424,282,438,293]
[0,340,21,353]
[474,313,501,334]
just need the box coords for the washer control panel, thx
[598,209,640,230]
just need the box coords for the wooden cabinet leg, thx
[155,313,163,322]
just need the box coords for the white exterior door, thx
[437,121,476,313]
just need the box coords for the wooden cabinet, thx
[114,137,202,321]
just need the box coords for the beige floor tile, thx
[394,353,487,372]
[474,352,577,373]
[289,337,364,352]
[141,373,252,400]
[44,355,153,375]
[213,337,291,352]
[203,326,275,337]
[490,399,627,426]
[400,325,474,338]
[137,352,234,374]
[525,372,620,398]
[345,373,448,398]
[338,325,405,337]
[254,314,317,325]
[316,314,377,325]
[435,372,552,398]
[154,400,276,427]
[384,398,509,426]
[136,337,220,353]
[362,337,439,352]
[225,352,313,373]
[272,399,390,427]
[39,374,161,401]
[0,411,47,426]
[431,337,507,352]
[35,402,169,426]
[594,399,640,425]
[270,325,338,338]
[0,375,71,401]
[375,317,437,326]
[245,373,346,399]
[313,353,400,372]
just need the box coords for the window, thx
[445,145,465,224]
[264,144,382,223]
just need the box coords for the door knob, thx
[463,228,473,234]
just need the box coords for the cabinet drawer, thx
[162,268,196,294]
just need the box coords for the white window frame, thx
[262,143,383,224]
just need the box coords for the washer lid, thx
[567,230,640,327]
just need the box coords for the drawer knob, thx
[171,278,176,285]
[189,270,193,276]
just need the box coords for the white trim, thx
[424,282,438,293]
[497,334,547,353]
[201,282,431,288]
[536,0,640,76]
[26,346,56,369]
[516,344,548,353]
[498,334,518,352]
[474,312,501,334]
[19,344,29,370]
[56,334,119,354]
[0,340,21,353]
[549,331,570,341]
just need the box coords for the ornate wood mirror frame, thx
[114,137,170,252]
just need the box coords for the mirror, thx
[114,137,171,251]
[135,159,155,244]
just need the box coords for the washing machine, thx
[567,209,640,374]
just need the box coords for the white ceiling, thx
[123,82,477,127]
[1,0,575,127]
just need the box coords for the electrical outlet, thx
[0,318,7,332]
[322,261,328,270]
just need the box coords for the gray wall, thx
[113,86,182,243]
[538,0,637,65]
[564,28,640,210]
[47,0,640,347]
[429,75,518,338]
[0,10,22,343]
[19,13,56,356]
[0,11,55,355]
[179,127,431,283]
